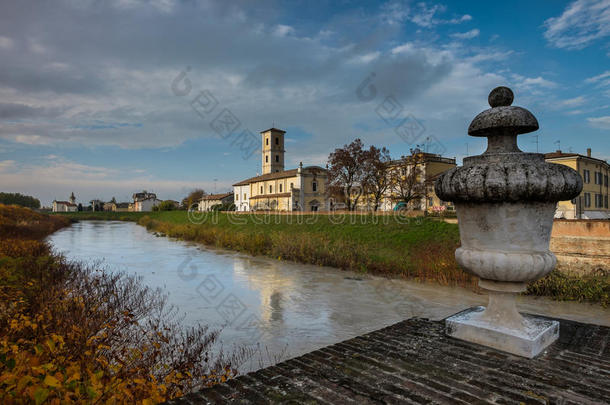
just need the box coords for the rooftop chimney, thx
[587,148,591,157]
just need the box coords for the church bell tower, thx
[261,128,285,174]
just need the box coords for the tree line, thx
[326,139,427,211]
[0,192,41,209]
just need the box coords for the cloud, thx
[559,96,586,107]
[380,1,471,27]
[544,0,610,50]
[587,115,610,129]
[349,51,381,64]
[0,0,581,202]
[273,24,294,37]
[0,158,220,205]
[451,29,480,40]
[585,70,610,83]
[0,36,14,50]
[512,75,557,90]
[0,160,16,172]
[0,102,65,119]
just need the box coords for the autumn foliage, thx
[0,204,236,403]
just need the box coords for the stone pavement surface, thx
[167,313,610,404]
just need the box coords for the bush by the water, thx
[0,205,238,403]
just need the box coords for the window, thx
[243,193,246,200]
[275,155,279,162]
[275,137,279,145]
[312,181,317,192]
[583,170,590,183]
[595,172,603,185]
[605,175,609,187]
[595,194,603,208]
[260,186,263,194]
[265,155,268,163]
[266,138,269,145]
[279,184,282,192]
[584,193,591,207]
[605,196,609,209]
[269,185,273,193]
[235,194,238,201]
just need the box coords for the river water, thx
[48,221,609,371]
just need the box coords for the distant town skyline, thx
[1,0,609,206]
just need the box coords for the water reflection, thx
[48,221,609,371]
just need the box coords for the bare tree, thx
[327,139,367,211]
[182,189,206,209]
[389,154,426,209]
[362,145,391,211]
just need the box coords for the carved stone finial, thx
[488,86,513,107]
[468,87,538,149]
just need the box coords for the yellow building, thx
[545,149,609,219]
[233,128,328,212]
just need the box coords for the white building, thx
[52,192,78,212]
[234,184,251,212]
[132,191,161,212]
[198,193,234,211]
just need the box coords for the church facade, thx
[233,128,328,211]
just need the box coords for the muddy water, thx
[48,221,609,371]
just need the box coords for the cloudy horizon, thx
[1,0,609,206]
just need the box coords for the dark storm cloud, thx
[0,0,487,150]
[0,102,65,119]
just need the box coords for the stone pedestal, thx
[446,307,559,358]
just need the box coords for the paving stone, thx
[168,314,610,404]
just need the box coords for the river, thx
[48,221,609,371]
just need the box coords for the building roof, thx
[389,152,456,166]
[233,166,327,186]
[260,128,286,134]
[544,151,608,166]
[133,191,157,201]
[200,192,233,201]
[250,192,293,200]
[233,168,299,186]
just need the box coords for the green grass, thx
[138,211,471,286]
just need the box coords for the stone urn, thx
[435,86,582,358]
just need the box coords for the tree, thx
[0,192,41,209]
[327,139,367,211]
[182,189,205,210]
[155,200,176,211]
[110,196,117,204]
[389,154,426,209]
[362,145,391,211]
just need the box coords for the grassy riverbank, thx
[59,211,609,305]
[1,206,236,403]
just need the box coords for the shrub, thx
[0,204,238,403]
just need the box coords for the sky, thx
[1,0,609,206]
